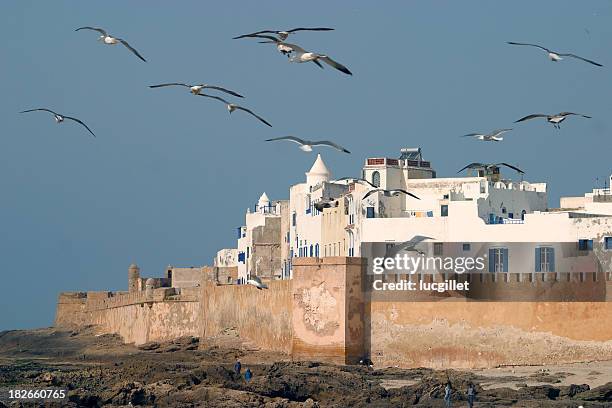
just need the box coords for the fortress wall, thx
[370,301,612,369]
[55,289,200,345]
[55,292,88,327]
[200,280,292,353]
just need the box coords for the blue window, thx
[315,244,319,257]
[605,237,612,250]
[488,248,508,272]
[309,245,313,257]
[535,247,555,272]
[236,227,242,239]
[292,212,296,226]
[508,212,514,219]
[578,239,593,251]
[462,243,471,251]
[238,252,245,263]
[246,247,250,258]
[441,205,449,217]
[488,213,495,224]
[366,207,375,218]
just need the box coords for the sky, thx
[1,1,611,330]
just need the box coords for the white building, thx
[220,148,612,279]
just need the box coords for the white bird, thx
[458,162,525,174]
[255,35,352,75]
[265,136,350,154]
[247,275,268,290]
[149,83,243,98]
[515,112,591,129]
[363,189,420,200]
[20,108,96,137]
[75,27,146,62]
[233,27,334,41]
[198,94,272,127]
[461,129,512,142]
[385,235,434,258]
[507,42,603,67]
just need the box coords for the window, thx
[462,243,471,251]
[521,210,526,221]
[535,247,555,272]
[315,244,319,257]
[366,207,375,218]
[480,180,486,194]
[605,237,612,250]
[246,247,250,258]
[441,205,448,217]
[434,243,443,256]
[508,212,514,219]
[488,213,495,224]
[488,248,508,272]
[309,245,313,257]
[372,171,381,188]
[578,239,593,251]
[501,207,507,214]
[292,212,296,226]
[238,252,245,263]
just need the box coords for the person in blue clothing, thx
[444,381,452,407]
[234,359,241,377]
[244,368,253,382]
[467,382,476,408]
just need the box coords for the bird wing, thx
[63,116,96,138]
[558,53,603,67]
[20,108,59,116]
[312,59,324,69]
[362,189,382,200]
[490,128,512,136]
[461,133,483,138]
[496,163,525,174]
[265,136,307,145]
[391,189,421,200]
[515,114,547,122]
[117,38,146,62]
[75,26,108,36]
[311,140,351,154]
[558,112,592,119]
[198,93,230,105]
[457,163,483,173]
[250,34,282,42]
[235,106,272,127]
[335,177,377,188]
[281,42,307,54]
[287,27,335,33]
[319,56,352,75]
[149,83,190,89]
[506,42,551,52]
[232,30,280,39]
[203,85,244,98]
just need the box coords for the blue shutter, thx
[502,248,509,272]
[366,207,375,218]
[535,248,541,272]
[488,248,495,272]
[549,248,555,272]
[489,214,495,224]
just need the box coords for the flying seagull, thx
[333,177,377,188]
[20,108,96,137]
[461,129,512,142]
[256,36,352,75]
[363,189,420,200]
[506,42,603,67]
[247,275,268,290]
[457,162,525,175]
[515,112,591,129]
[198,94,271,127]
[265,136,350,154]
[75,27,146,62]
[385,235,434,258]
[149,83,243,98]
[233,27,334,41]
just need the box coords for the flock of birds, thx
[19,25,353,153]
[17,25,603,206]
[462,41,600,143]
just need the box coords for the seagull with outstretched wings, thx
[20,108,96,138]
[75,26,146,62]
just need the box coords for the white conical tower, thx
[306,154,331,186]
[257,192,270,212]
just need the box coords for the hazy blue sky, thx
[1,1,610,330]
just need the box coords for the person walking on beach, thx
[244,368,253,383]
[467,382,475,408]
[444,381,452,407]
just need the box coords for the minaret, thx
[306,154,331,187]
[128,263,140,293]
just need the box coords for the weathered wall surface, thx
[291,257,366,364]
[55,289,200,345]
[370,301,612,369]
[200,280,292,353]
